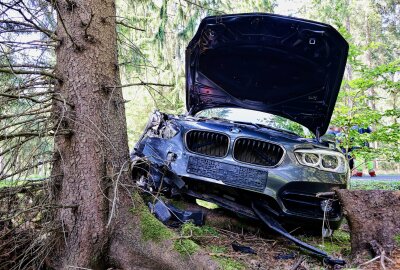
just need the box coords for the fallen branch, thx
[290,256,304,270]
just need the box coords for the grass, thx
[180,222,219,237]
[207,245,246,270]
[298,229,351,256]
[174,239,199,256]
[196,199,219,209]
[350,179,400,190]
[0,179,25,188]
[0,174,48,188]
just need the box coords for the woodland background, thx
[0,0,399,269]
[1,0,399,182]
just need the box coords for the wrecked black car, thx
[132,13,349,234]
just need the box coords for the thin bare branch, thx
[0,68,58,79]
[116,20,145,32]
[106,82,174,88]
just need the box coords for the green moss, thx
[394,234,400,246]
[213,257,246,270]
[180,222,219,237]
[317,230,351,255]
[139,207,174,241]
[333,230,351,243]
[297,230,351,256]
[174,239,199,256]
[318,241,343,254]
[207,245,246,270]
[131,192,174,242]
[208,245,228,254]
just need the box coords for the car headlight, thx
[294,149,348,173]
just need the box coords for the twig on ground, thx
[290,256,304,270]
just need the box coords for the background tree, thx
[305,0,400,169]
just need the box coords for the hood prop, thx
[315,127,321,143]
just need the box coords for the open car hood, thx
[186,13,349,135]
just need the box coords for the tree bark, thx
[50,0,129,267]
[50,1,217,269]
[336,190,400,257]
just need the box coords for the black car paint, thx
[186,13,349,135]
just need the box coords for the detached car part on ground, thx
[131,13,349,265]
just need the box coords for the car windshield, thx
[196,108,314,138]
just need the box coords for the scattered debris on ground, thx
[140,190,400,269]
[145,193,347,268]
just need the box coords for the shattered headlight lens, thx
[294,149,347,173]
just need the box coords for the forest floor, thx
[166,179,400,270]
[170,208,400,270]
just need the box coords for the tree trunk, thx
[50,1,216,269]
[50,0,130,267]
[336,190,400,257]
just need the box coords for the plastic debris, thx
[148,198,204,226]
[167,204,204,226]
[252,202,346,266]
[232,241,257,254]
[148,200,171,223]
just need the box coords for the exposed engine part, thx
[320,199,333,213]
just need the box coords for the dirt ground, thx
[170,207,400,270]
[184,225,400,270]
